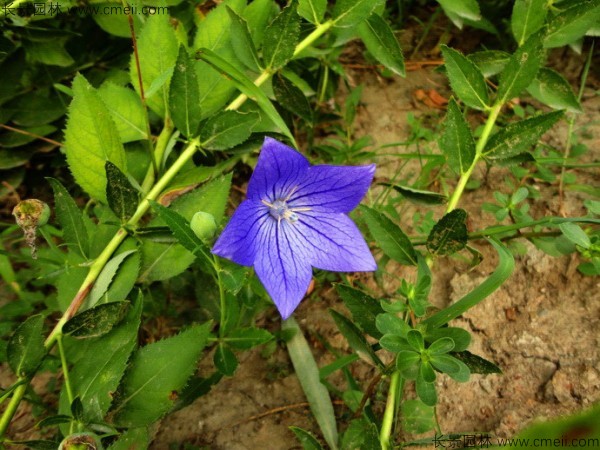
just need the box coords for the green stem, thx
[141,121,175,193]
[0,383,27,439]
[380,371,402,450]
[213,256,227,338]
[445,103,502,213]
[57,336,74,406]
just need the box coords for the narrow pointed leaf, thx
[336,284,384,339]
[227,7,262,72]
[272,72,314,123]
[105,161,138,222]
[441,46,488,110]
[526,67,582,113]
[497,32,545,103]
[8,315,45,378]
[437,0,481,22]
[484,110,563,159]
[333,0,383,28]
[87,249,137,308]
[358,13,405,77]
[468,50,510,77]
[284,317,338,450]
[451,351,502,374]
[330,310,383,368]
[545,1,600,48]
[263,1,300,70]
[360,205,418,266]
[63,302,129,338]
[511,0,548,46]
[380,183,447,205]
[440,99,475,174]
[214,343,238,376]
[298,0,326,24]
[48,178,89,257]
[224,327,274,350]
[426,209,468,256]
[200,110,260,150]
[169,47,202,138]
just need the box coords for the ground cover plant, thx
[0,0,599,448]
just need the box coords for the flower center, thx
[265,199,299,223]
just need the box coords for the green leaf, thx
[407,329,425,352]
[169,47,202,138]
[195,48,295,144]
[214,343,238,376]
[426,209,468,256]
[330,310,383,368]
[415,376,437,406]
[48,178,89,257]
[451,350,501,374]
[105,161,138,222]
[425,327,471,352]
[130,14,178,118]
[272,72,314,123]
[526,67,582,113]
[396,350,420,374]
[484,110,564,160]
[559,222,591,248]
[115,322,211,427]
[376,313,411,338]
[441,46,489,110]
[107,428,150,450]
[7,315,45,378]
[283,317,338,450]
[23,39,74,67]
[200,110,260,150]
[333,0,383,28]
[468,50,510,77]
[63,302,129,338]
[379,183,447,205]
[424,238,515,329]
[401,399,436,434]
[64,75,127,203]
[62,296,142,423]
[4,91,66,127]
[227,6,262,72]
[98,83,147,143]
[291,426,324,450]
[437,0,481,22]
[428,337,455,355]
[358,14,405,77]
[440,99,476,174]
[298,0,326,24]
[497,32,545,103]
[336,284,383,339]
[360,205,418,265]
[224,327,274,350]
[88,250,137,308]
[545,1,600,48]
[511,0,548,46]
[340,418,380,450]
[263,1,300,70]
[429,354,461,374]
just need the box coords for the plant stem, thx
[380,371,402,450]
[446,102,502,213]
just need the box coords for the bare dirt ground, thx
[150,65,600,448]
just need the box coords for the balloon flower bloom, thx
[212,137,377,319]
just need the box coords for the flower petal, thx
[211,200,270,266]
[296,211,377,272]
[247,137,310,202]
[289,164,376,213]
[254,218,313,319]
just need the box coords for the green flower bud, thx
[12,199,50,229]
[190,211,217,242]
[59,432,103,450]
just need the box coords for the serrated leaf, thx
[330,310,383,368]
[511,0,548,46]
[63,302,129,338]
[227,7,262,72]
[7,315,45,378]
[64,74,127,203]
[273,72,314,123]
[105,161,138,222]
[107,428,150,450]
[426,209,468,256]
[48,178,89,257]
[333,0,383,28]
[497,32,545,103]
[545,1,600,48]
[360,205,417,265]
[440,99,475,174]
[336,284,383,339]
[358,14,405,77]
[284,317,338,450]
[224,327,274,350]
[468,50,510,77]
[380,182,447,205]
[87,250,137,308]
[291,426,324,450]
[298,0,326,24]
[526,67,582,113]
[98,83,147,143]
[484,110,563,160]
[451,350,501,374]
[169,47,202,138]
[214,343,238,376]
[130,14,178,118]
[114,322,211,426]
[200,110,260,150]
[441,46,489,110]
[263,1,300,70]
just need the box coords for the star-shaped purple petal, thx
[212,137,377,319]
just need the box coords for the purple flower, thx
[212,137,377,319]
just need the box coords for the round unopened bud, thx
[12,199,50,229]
[190,211,217,242]
[59,432,103,450]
